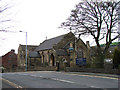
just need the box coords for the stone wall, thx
[39,49,56,66]
[29,58,41,67]
[17,45,26,67]
[28,66,57,71]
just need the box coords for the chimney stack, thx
[86,41,90,49]
[11,49,15,53]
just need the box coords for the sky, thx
[0,0,84,56]
[0,0,119,56]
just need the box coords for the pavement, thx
[62,71,119,78]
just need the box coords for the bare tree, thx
[0,0,13,33]
[0,0,16,41]
[61,0,120,68]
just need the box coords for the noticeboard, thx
[76,58,86,66]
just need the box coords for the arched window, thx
[51,54,55,66]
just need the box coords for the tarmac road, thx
[2,71,119,89]
[2,80,14,88]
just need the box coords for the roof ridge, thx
[35,32,74,51]
[46,34,65,41]
[39,34,66,45]
[20,44,38,47]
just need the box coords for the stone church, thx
[31,32,90,70]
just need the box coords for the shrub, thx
[113,48,120,69]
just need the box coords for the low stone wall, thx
[2,66,57,72]
[16,66,26,72]
[66,67,119,74]
[28,66,57,71]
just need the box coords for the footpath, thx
[59,71,119,78]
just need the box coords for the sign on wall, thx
[76,58,86,66]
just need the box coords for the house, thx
[2,49,17,71]
[0,56,2,68]
[0,56,1,66]
[17,44,38,68]
[33,32,90,70]
[90,42,120,68]
[90,42,120,57]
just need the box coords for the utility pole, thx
[20,31,27,72]
[25,32,27,72]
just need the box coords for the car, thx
[104,58,112,63]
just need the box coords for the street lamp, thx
[0,30,28,71]
[19,31,27,72]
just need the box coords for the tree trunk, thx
[96,47,104,68]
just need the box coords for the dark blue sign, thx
[76,58,86,66]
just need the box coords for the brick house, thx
[17,44,38,68]
[0,56,1,62]
[0,56,2,72]
[33,32,90,70]
[2,49,17,71]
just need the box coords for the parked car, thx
[104,58,112,63]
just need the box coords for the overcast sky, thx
[1,0,118,56]
[1,0,84,56]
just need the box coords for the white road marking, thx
[55,72,61,73]
[35,71,55,73]
[19,73,75,84]
[51,78,75,84]
[39,76,43,78]
[30,75,37,77]
[90,85,100,88]
[16,73,43,78]
[21,74,28,76]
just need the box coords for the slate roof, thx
[35,35,65,51]
[29,51,41,58]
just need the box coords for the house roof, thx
[2,49,17,57]
[20,44,38,51]
[35,34,65,51]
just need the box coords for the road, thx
[2,80,14,88]
[2,71,119,89]
[1,73,14,89]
